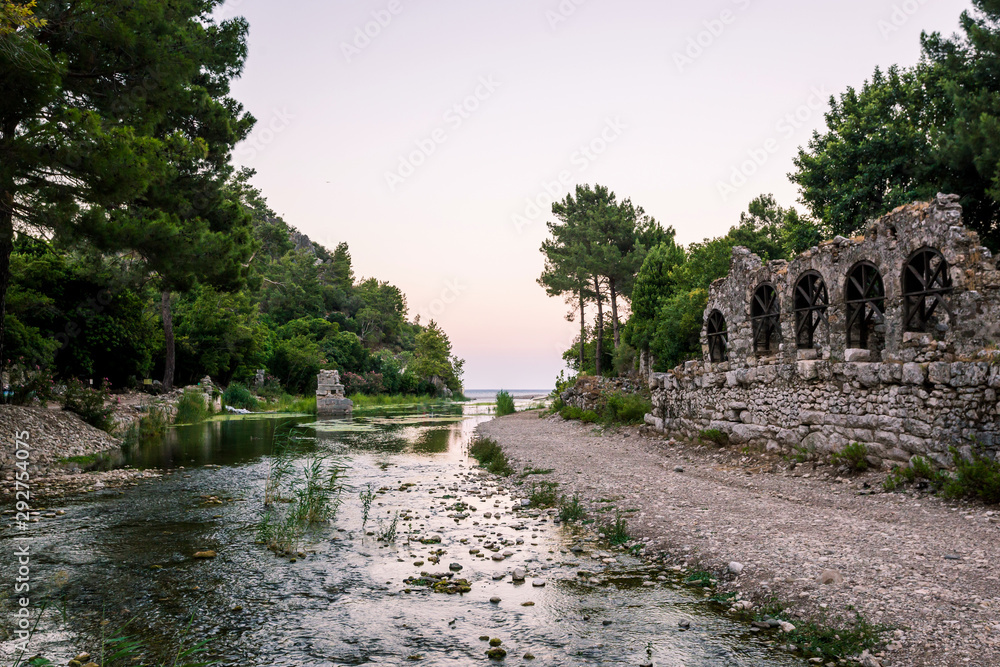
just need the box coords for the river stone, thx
[492,553,505,561]
[193,550,217,559]
[728,561,744,575]
[490,596,501,604]
[531,579,545,587]
[449,563,463,571]
[818,568,844,585]
[512,567,526,581]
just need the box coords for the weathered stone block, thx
[797,361,819,381]
[844,348,871,362]
[902,363,926,385]
[928,362,951,385]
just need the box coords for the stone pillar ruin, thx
[316,370,353,415]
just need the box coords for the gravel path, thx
[479,412,1000,667]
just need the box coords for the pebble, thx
[490,596,501,604]
[728,561,744,575]
[531,579,546,587]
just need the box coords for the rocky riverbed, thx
[478,411,1000,667]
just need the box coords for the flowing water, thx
[1,403,804,666]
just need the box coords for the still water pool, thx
[2,404,803,666]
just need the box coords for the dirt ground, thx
[478,411,1000,667]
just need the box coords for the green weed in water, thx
[468,437,514,477]
[558,494,586,522]
[360,483,376,529]
[174,389,212,425]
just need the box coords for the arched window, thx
[793,271,828,349]
[706,310,728,363]
[845,261,885,349]
[750,283,780,354]
[902,248,952,332]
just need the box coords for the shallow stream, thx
[1,402,804,666]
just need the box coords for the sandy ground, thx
[478,412,1000,667]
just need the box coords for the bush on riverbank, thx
[223,382,259,410]
[469,437,514,476]
[62,379,115,432]
[495,390,515,416]
[120,407,169,450]
[557,391,650,427]
[174,389,212,424]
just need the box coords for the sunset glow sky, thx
[226,0,971,389]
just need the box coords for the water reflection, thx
[0,404,805,667]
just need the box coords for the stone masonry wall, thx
[646,195,1000,467]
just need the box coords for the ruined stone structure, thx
[316,370,353,415]
[646,195,1000,467]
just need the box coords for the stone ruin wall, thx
[646,195,1000,468]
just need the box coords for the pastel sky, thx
[224,0,972,390]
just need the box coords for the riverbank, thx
[478,412,1000,667]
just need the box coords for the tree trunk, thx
[161,290,175,390]
[593,276,603,377]
[609,278,620,349]
[0,188,13,376]
[578,284,586,370]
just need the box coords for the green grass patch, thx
[348,393,444,408]
[528,481,559,508]
[600,392,651,425]
[579,410,599,424]
[58,454,100,466]
[685,571,715,588]
[557,494,586,522]
[468,437,514,477]
[830,442,870,472]
[729,598,889,661]
[263,394,317,414]
[520,468,554,477]
[120,406,169,449]
[698,428,729,447]
[495,389,516,417]
[601,510,630,545]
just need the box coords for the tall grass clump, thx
[601,510,630,545]
[830,442,870,472]
[348,393,441,408]
[257,426,345,554]
[558,494,586,522]
[528,481,559,508]
[468,437,514,476]
[495,389,516,417]
[223,382,259,410]
[174,389,212,425]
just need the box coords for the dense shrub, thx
[469,437,514,476]
[559,405,583,420]
[602,392,651,425]
[62,379,114,432]
[174,389,211,424]
[942,446,1000,504]
[495,390,516,417]
[223,382,259,410]
[3,361,54,405]
[830,442,870,472]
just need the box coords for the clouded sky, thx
[225,0,972,390]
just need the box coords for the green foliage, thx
[559,405,583,420]
[601,511,630,545]
[941,446,1000,503]
[495,389,516,416]
[120,407,168,451]
[61,379,114,432]
[579,409,599,423]
[468,437,514,477]
[360,483,376,530]
[528,481,559,508]
[2,360,53,405]
[698,429,729,447]
[830,442,870,472]
[686,571,715,588]
[222,382,259,411]
[601,392,650,425]
[558,494,586,522]
[411,320,464,393]
[884,456,942,491]
[377,511,401,542]
[174,389,211,425]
